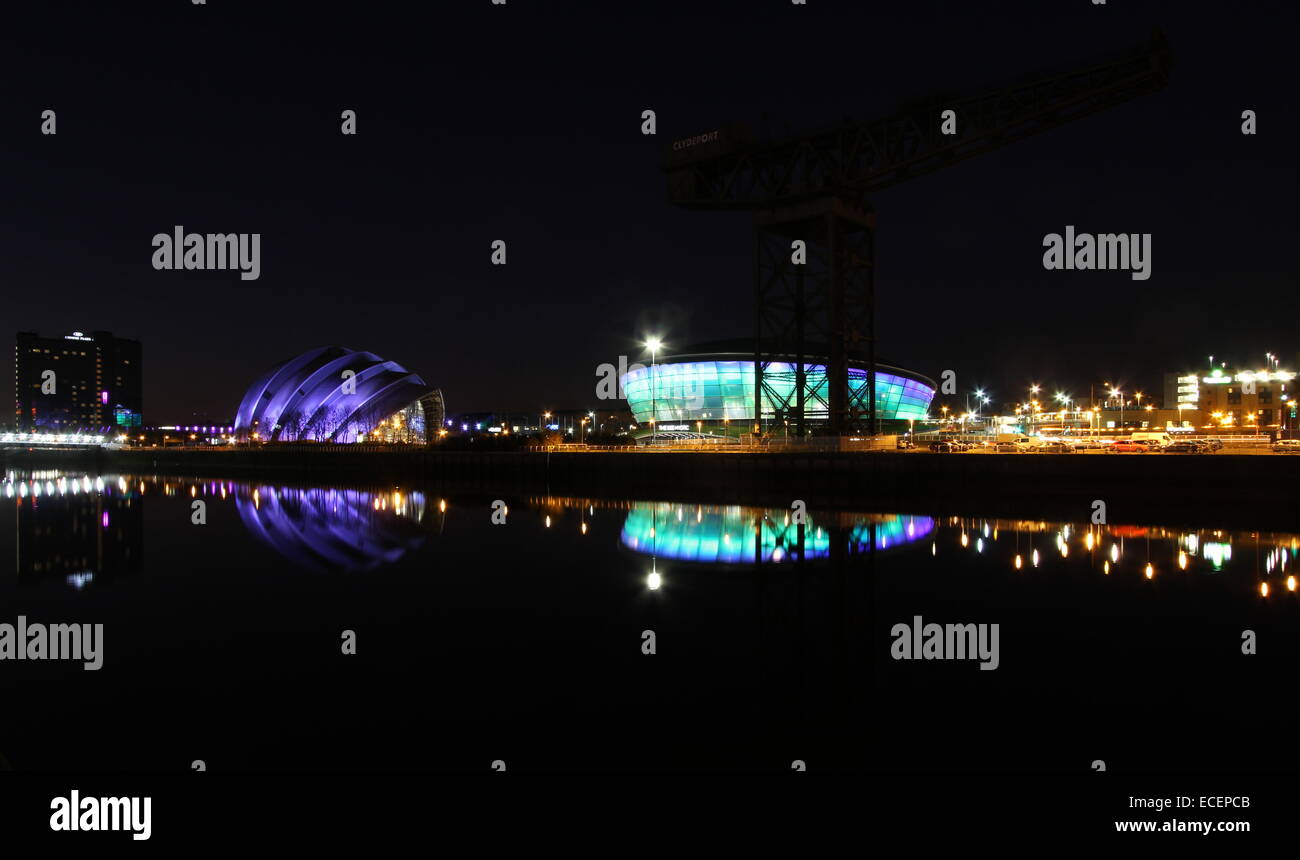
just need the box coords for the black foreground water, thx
[1,471,1296,772]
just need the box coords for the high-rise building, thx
[14,330,142,432]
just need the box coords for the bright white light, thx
[647,572,662,590]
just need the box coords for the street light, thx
[645,337,664,443]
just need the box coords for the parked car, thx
[1035,441,1074,453]
[1271,439,1300,453]
[930,441,955,453]
[994,441,1024,453]
[1068,438,1104,450]
[897,436,915,449]
[1108,441,1147,453]
[1202,438,1224,451]
[1163,440,1206,454]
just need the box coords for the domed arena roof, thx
[235,346,439,442]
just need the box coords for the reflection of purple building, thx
[235,485,429,572]
[234,346,444,443]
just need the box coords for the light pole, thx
[646,337,663,443]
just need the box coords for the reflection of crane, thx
[663,31,1171,436]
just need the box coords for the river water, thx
[1,470,1296,772]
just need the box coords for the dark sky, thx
[1,0,1296,421]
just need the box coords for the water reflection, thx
[2,471,436,579]
[3,470,139,588]
[234,484,430,573]
[620,502,934,563]
[929,515,1299,597]
[4,469,1300,595]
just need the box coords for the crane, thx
[663,30,1172,437]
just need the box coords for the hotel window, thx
[1227,388,1241,404]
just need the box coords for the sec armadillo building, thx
[620,340,934,433]
[235,346,444,443]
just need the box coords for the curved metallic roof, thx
[235,346,435,441]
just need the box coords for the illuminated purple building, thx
[234,346,444,443]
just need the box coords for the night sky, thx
[1,0,1295,422]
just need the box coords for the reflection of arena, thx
[620,503,934,564]
[235,485,431,572]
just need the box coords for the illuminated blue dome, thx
[235,346,443,443]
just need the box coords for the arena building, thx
[619,339,934,434]
[234,346,444,443]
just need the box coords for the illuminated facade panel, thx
[620,359,934,424]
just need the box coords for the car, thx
[1035,441,1074,453]
[1108,441,1147,453]
[994,441,1024,453]
[929,441,955,453]
[1163,440,1206,454]
[897,436,916,449]
[1067,438,1104,450]
[1202,438,1224,451]
[1271,439,1300,453]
